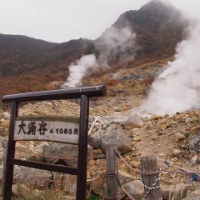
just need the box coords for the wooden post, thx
[76,95,89,200]
[3,101,18,200]
[140,155,161,200]
[105,144,119,200]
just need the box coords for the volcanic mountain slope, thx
[0,34,57,75]
[0,35,93,76]
[0,0,189,74]
[0,0,191,100]
[94,0,189,66]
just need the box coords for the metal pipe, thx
[2,85,107,103]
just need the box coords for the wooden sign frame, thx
[2,85,106,200]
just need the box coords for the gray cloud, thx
[0,0,200,42]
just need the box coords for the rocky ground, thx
[0,95,199,199]
[0,60,199,199]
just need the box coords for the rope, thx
[121,186,136,200]
[3,143,200,200]
[17,165,76,184]
[115,150,140,174]
[161,168,200,175]
[115,150,200,176]
[15,147,94,161]
[114,173,135,200]
[17,165,105,184]
[87,173,105,182]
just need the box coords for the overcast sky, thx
[0,0,200,43]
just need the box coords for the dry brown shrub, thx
[107,78,118,86]
[45,81,62,90]
[133,83,147,96]
[142,76,155,86]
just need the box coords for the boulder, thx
[43,143,93,167]
[26,142,48,162]
[175,133,186,140]
[189,132,200,152]
[43,142,67,164]
[13,166,52,187]
[0,136,8,148]
[88,129,106,149]
[58,144,79,167]
[88,117,109,149]
[173,149,183,157]
[2,112,10,120]
[124,115,144,129]
[98,125,131,154]
[123,180,144,200]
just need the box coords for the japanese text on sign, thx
[14,116,80,144]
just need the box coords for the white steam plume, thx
[95,26,137,64]
[62,54,99,88]
[63,26,137,88]
[138,22,200,116]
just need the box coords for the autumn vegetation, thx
[0,1,188,108]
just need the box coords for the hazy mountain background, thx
[0,0,191,103]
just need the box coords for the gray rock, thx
[173,149,183,156]
[175,133,186,140]
[43,143,93,167]
[13,166,52,187]
[26,142,48,162]
[58,144,79,167]
[180,144,188,150]
[98,125,131,154]
[2,112,10,119]
[191,155,198,164]
[43,143,68,164]
[88,129,105,149]
[0,136,8,148]
[189,132,200,152]
[102,123,108,130]
[123,180,144,200]
[115,107,122,112]
[183,131,190,137]
[124,115,144,129]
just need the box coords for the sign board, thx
[14,116,79,144]
[2,85,107,200]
